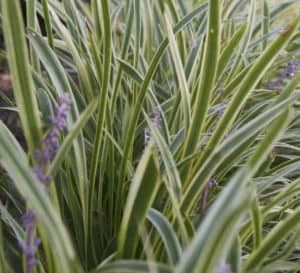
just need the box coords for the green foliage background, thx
[0,1,300,273]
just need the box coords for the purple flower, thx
[267,58,299,90]
[18,210,41,273]
[19,93,71,273]
[32,166,51,185]
[209,178,218,187]
[200,177,218,213]
[34,93,72,174]
[217,261,233,273]
[50,94,71,130]
[21,211,36,229]
[266,79,283,90]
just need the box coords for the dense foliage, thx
[0,1,300,273]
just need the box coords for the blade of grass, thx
[89,0,112,189]
[2,0,42,155]
[164,10,191,134]
[27,0,40,71]
[42,0,54,47]
[262,0,270,50]
[241,207,300,272]
[92,260,172,273]
[118,142,160,259]
[146,115,189,245]
[147,209,182,265]
[175,168,252,273]
[182,0,221,166]
[225,0,256,83]
[217,22,248,78]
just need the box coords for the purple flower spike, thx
[209,178,218,187]
[58,93,72,105]
[50,94,72,130]
[21,210,36,229]
[19,209,39,273]
[20,93,72,273]
[216,108,224,119]
[267,57,299,90]
[35,238,42,247]
[266,79,283,90]
[33,93,72,179]
[223,133,229,141]
[33,166,51,185]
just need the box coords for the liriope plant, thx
[0,0,300,273]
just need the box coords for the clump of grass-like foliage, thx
[0,1,300,273]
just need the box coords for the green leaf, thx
[0,202,24,242]
[263,177,300,215]
[0,224,13,273]
[252,261,300,273]
[225,0,256,81]
[41,0,54,47]
[164,10,191,131]
[147,209,182,265]
[110,0,135,115]
[184,34,203,82]
[262,0,270,50]
[145,113,182,199]
[217,22,248,77]
[241,207,300,272]
[247,109,290,173]
[175,169,252,273]
[250,196,262,249]
[193,15,300,176]
[118,58,144,84]
[117,1,208,218]
[49,3,95,99]
[146,115,189,244]
[118,142,160,259]
[28,31,89,184]
[28,31,75,101]
[89,0,112,186]
[227,237,242,273]
[182,0,221,160]
[2,0,42,154]
[92,260,172,273]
